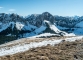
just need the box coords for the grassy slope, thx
[0,37,83,60]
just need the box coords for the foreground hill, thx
[0,36,83,60]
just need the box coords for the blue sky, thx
[0,0,83,16]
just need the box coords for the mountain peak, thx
[41,12,55,24]
[42,12,52,16]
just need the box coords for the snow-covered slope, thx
[22,25,46,37]
[44,20,60,33]
[0,22,15,32]
[73,21,83,35]
[22,20,66,38]
[22,22,37,31]
[75,21,83,28]
[73,28,83,35]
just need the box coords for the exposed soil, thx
[0,37,83,60]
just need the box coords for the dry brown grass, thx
[0,37,83,60]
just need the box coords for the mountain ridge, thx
[0,12,83,44]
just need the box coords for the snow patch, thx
[65,36,83,42]
[28,33,59,38]
[16,22,24,30]
[64,33,76,36]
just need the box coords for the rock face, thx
[42,12,55,24]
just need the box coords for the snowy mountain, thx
[0,12,83,44]
[0,12,61,37]
[55,15,83,34]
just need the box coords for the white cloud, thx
[0,7,3,9]
[8,9,16,11]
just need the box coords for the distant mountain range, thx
[0,12,83,44]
